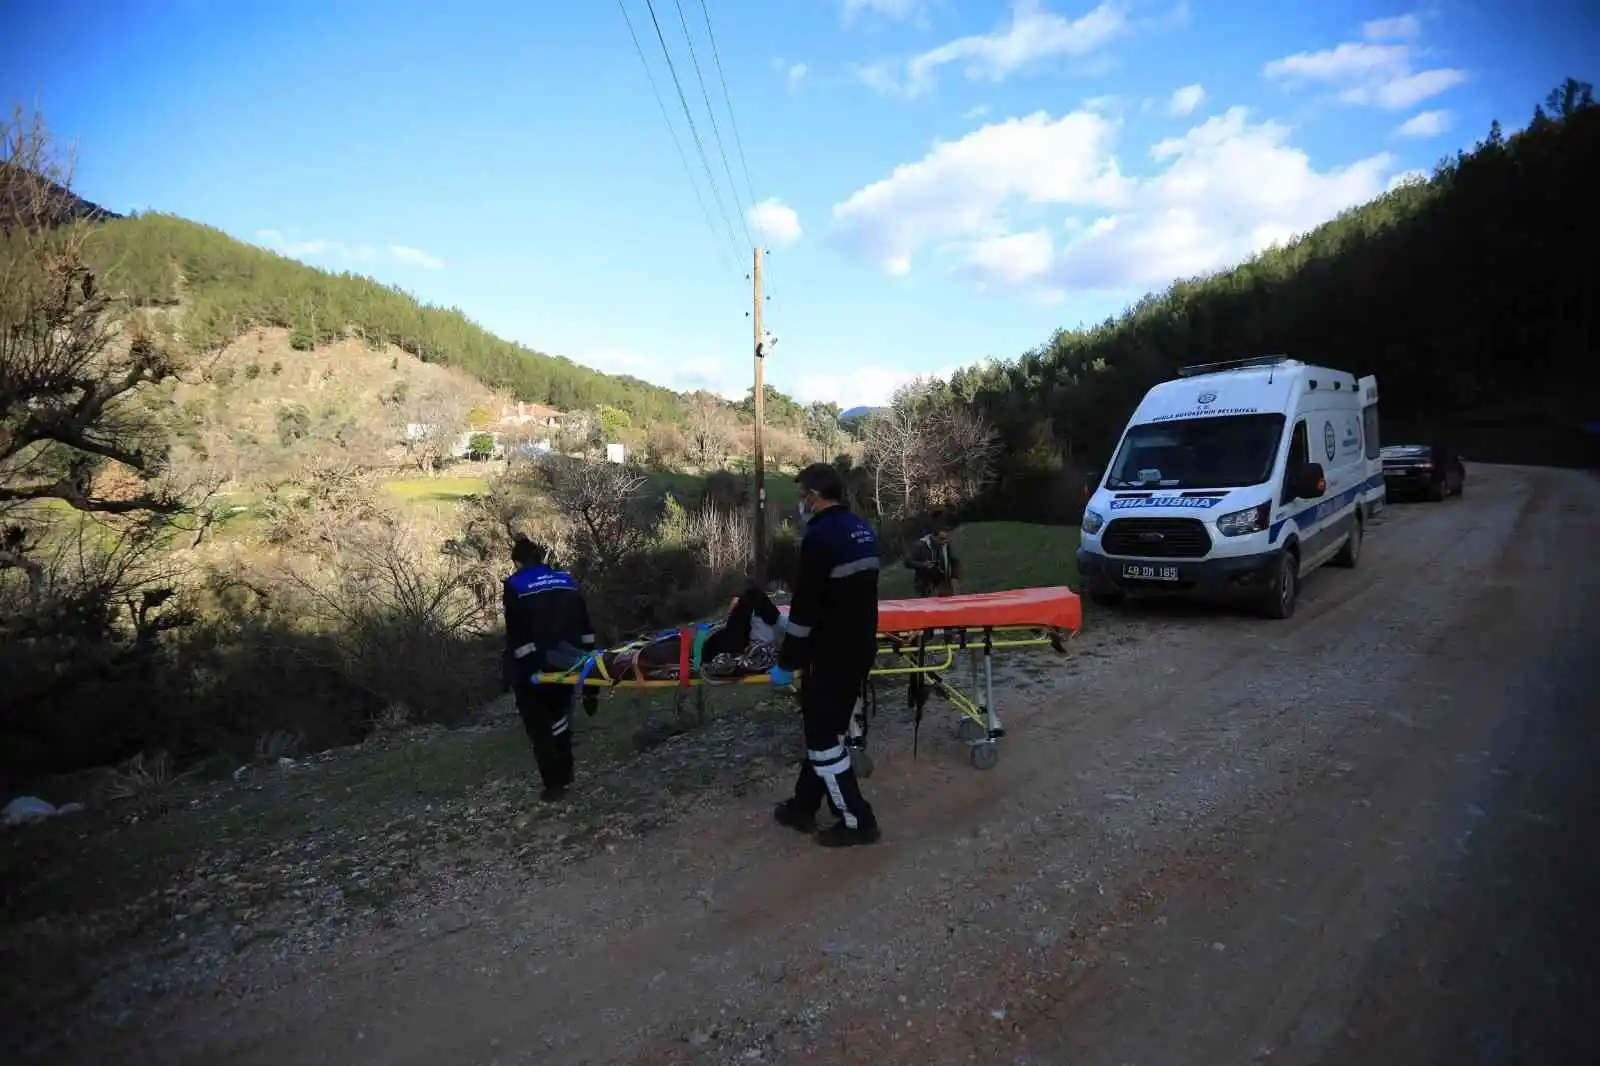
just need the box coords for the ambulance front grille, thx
[1102,517,1212,559]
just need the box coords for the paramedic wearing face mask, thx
[770,463,882,846]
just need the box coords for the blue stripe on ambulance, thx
[1269,473,1386,544]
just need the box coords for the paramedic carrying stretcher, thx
[502,535,598,802]
[770,463,883,847]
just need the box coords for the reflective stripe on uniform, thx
[829,556,880,579]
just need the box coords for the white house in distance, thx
[496,401,565,431]
[490,400,570,460]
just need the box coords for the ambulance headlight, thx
[1216,501,1271,537]
[1081,508,1105,535]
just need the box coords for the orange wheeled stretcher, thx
[531,586,1082,772]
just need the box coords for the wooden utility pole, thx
[751,245,767,584]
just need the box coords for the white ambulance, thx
[1077,356,1380,619]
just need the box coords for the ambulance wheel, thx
[850,749,875,779]
[1261,547,1299,620]
[970,742,999,771]
[1332,515,1361,568]
[956,718,985,741]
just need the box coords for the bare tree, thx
[533,455,653,583]
[1,106,199,706]
[683,391,737,471]
[396,384,469,475]
[862,381,999,520]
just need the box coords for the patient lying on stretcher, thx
[585,586,785,683]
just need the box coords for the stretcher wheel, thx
[955,718,985,742]
[969,742,999,771]
[850,749,875,779]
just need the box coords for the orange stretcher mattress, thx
[763,586,1082,635]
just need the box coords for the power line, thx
[641,0,745,257]
[696,0,759,214]
[670,0,755,249]
[615,0,735,275]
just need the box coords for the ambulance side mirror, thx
[1082,471,1102,499]
[1294,462,1327,500]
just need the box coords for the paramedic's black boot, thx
[539,784,568,803]
[773,799,817,834]
[816,819,881,847]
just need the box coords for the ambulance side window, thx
[1363,405,1381,460]
[1282,420,1309,505]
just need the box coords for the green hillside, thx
[951,79,1598,521]
[83,213,688,424]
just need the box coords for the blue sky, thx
[3,0,1594,407]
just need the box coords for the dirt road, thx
[88,464,1600,1066]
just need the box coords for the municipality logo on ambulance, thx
[1109,496,1223,510]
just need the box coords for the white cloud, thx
[254,229,445,269]
[1362,14,1421,41]
[793,363,959,407]
[786,62,808,92]
[389,244,445,269]
[577,345,951,409]
[580,348,745,400]
[1387,168,1429,191]
[841,0,930,25]
[829,104,1396,296]
[748,198,803,245]
[1393,109,1451,138]
[1263,21,1466,110]
[964,105,991,120]
[855,1,1129,100]
[1166,83,1205,116]
[963,230,1056,289]
[829,109,1129,277]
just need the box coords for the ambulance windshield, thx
[1105,414,1286,491]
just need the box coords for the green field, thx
[380,474,490,505]
[876,521,1080,599]
[648,470,801,510]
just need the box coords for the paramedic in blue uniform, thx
[770,463,882,846]
[502,535,598,802]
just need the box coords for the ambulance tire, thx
[1260,546,1299,620]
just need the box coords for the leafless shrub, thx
[532,455,654,584]
[100,750,191,804]
[660,497,753,576]
[279,522,498,722]
[253,727,302,763]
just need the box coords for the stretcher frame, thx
[530,587,1081,772]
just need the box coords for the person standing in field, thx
[905,519,961,597]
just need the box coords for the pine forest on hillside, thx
[83,213,694,424]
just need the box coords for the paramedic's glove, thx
[768,666,795,690]
[582,688,600,717]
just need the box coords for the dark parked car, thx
[1380,443,1465,501]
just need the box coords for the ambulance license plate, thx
[1122,563,1179,581]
